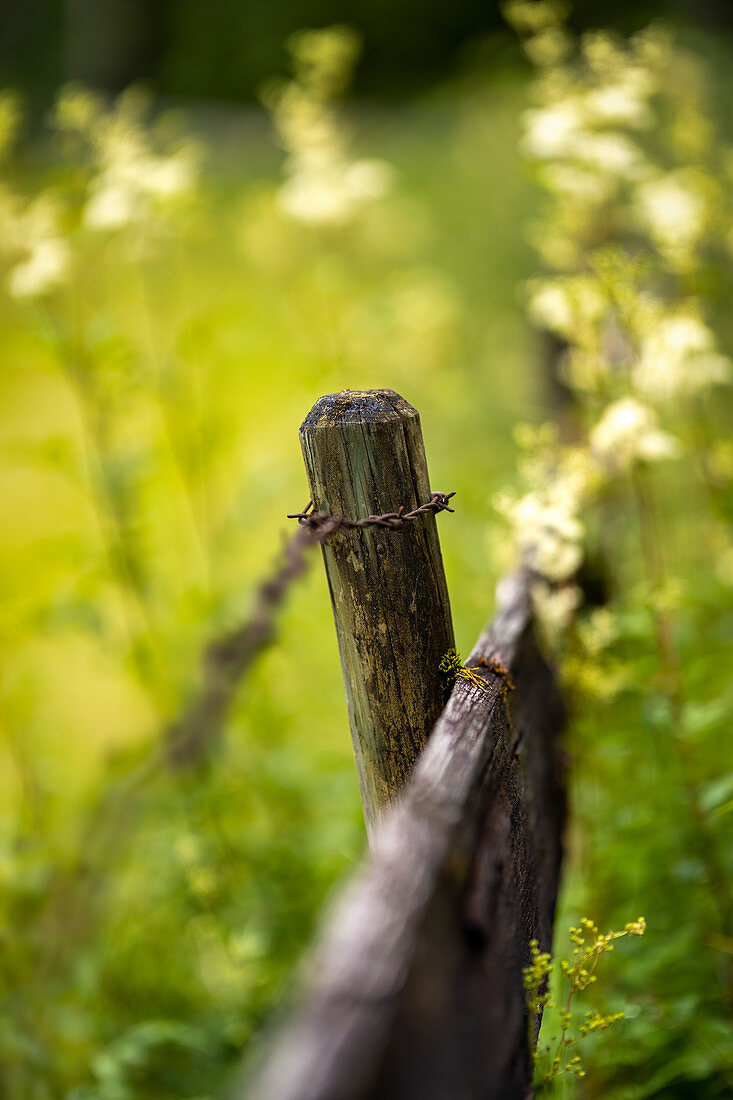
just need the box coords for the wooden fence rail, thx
[242,390,566,1100]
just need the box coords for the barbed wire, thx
[287,490,456,535]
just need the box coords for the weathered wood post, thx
[299,389,454,840]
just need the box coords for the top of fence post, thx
[299,389,455,841]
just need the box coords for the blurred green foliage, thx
[502,5,733,1095]
[0,15,731,1100]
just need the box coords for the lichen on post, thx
[299,389,455,841]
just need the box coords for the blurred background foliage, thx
[0,1,731,1098]
[2,0,733,103]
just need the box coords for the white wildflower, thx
[522,101,585,160]
[527,281,574,334]
[143,150,197,199]
[269,26,392,227]
[590,397,679,469]
[528,276,606,339]
[583,80,653,129]
[278,156,391,226]
[635,171,706,257]
[539,162,616,204]
[84,145,197,231]
[4,193,71,299]
[576,132,642,176]
[635,312,731,399]
[7,237,70,299]
[84,180,137,229]
[343,158,392,200]
[71,86,200,233]
[505,483,585,583]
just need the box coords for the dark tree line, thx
[2,0,733,105]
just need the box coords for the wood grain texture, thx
[244,571,566,1100]
[299,389,455,840]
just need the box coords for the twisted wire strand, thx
[287,490,456,537]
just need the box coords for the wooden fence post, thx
[299,389,454,841]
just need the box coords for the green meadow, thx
[0,18,731,1097]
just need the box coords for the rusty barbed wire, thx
[287,490,456,535]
